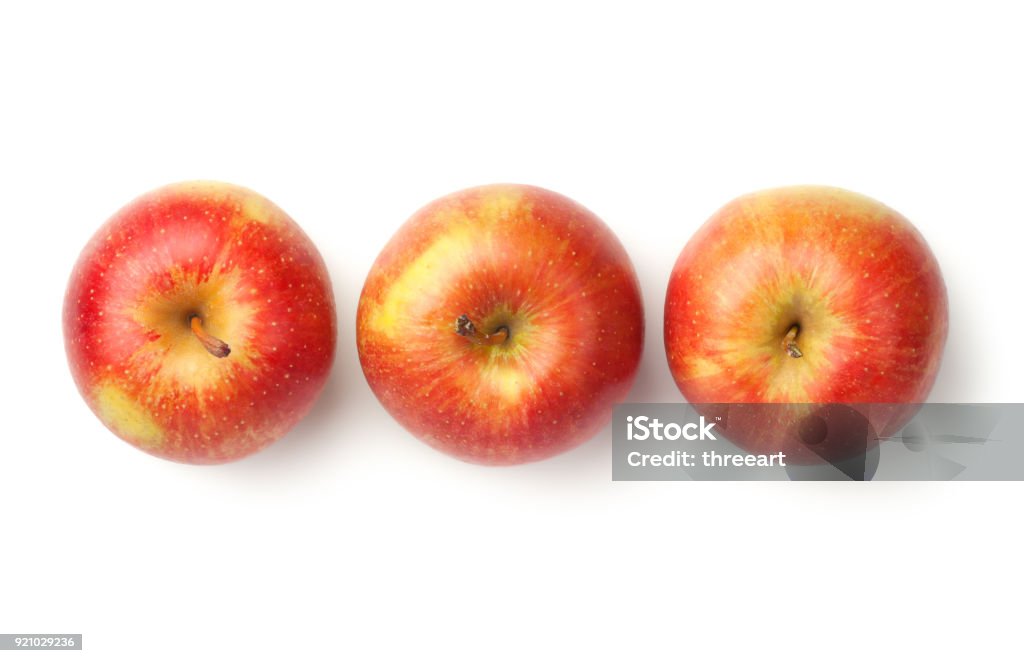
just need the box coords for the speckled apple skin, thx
[64,182,336,464]
[357,184,644,465]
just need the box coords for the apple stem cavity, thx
[189,315,231,358]
[783,325,803,359]
[455,314,509,347]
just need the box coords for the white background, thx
[2,1,1023,661]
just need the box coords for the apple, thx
[664,186,948,464]
[357,184,644,465]
[64,181,336,464]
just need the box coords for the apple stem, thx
[455,314,509,346]
[190,315,231,358]
[783,325,803,359]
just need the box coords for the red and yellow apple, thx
[357,184,644,465]
[664,186,948,463]
[64,182,336,464]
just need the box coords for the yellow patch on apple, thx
[94,382,165,450]
[369,189,536,338]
